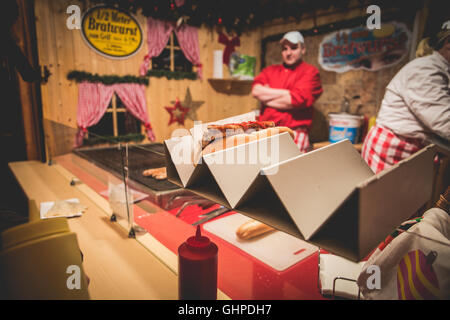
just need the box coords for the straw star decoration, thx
[171,87,204,121]
[165,98,189,126]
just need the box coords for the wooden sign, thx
[81,6,142,59]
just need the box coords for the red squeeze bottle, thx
[178,225,218,300]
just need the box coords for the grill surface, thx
[73,143,179,192]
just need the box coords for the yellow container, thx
[0,217,90,299]
[28,199,40,222]
[368,116,377,133]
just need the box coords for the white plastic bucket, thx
[328,113,363,144]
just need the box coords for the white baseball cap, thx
[280,31,304,44]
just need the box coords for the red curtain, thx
[75,83,154,147]
[174,23,202,79]
[139,17,173,76]
[114,83,155,141]
[76,82,115,147]
[139,18,202,79]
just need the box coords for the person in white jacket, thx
[362,20,450,173]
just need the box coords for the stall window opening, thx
[151,32,193,73]
[88,94,141,139]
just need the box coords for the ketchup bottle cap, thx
[186,226,210,250]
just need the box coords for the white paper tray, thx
[40,198,83,219]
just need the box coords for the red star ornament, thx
[165,98,189,126]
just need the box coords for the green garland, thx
[83,133,145,146]
[67,70,197,83]
[78,0,356,34]
[146,69,197,80]
[78,0,417,35]
[67,71,149,86]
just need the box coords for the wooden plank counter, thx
[8,160,229,300]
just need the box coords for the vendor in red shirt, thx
[252,31,323,153]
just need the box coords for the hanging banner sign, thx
[81,6,143,59]
[318,22,411,73]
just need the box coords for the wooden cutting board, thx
[204,213,317,272]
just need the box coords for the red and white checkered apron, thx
[292,127,311,153]
[362,124,423,174]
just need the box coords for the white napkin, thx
[319,253,365,299]
[40,198,85,219]
[107,182,135,220]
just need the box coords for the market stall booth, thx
[3,0,449,300]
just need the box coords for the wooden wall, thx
[34,0,261,157]
[34,0,425,157]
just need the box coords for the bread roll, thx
[202,126,244,148]
[252,126,295,140]
[202,121,276,148]
[201,126,294,156]
[202,133,258,155]
[236,220,275,240]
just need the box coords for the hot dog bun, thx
[236,220,275,240]
[202,133,258,155]
[253,126,294,140]
[202,121,275,148]
[201,126,295,156]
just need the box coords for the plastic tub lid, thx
[328,112,364,120]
